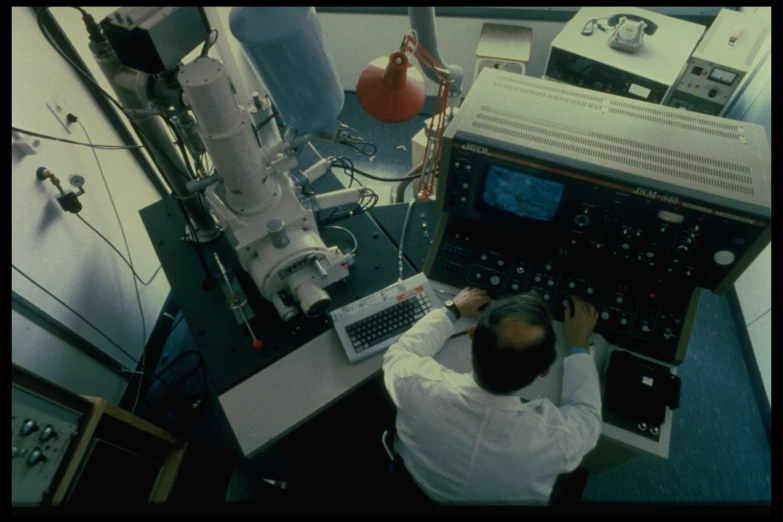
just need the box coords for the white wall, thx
[726,6,772,406]
[11,7,169,401]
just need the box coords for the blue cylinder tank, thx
[229,7,344,133]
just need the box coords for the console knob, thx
[568,282,576,289]
[534,276,541,283]
[620,318,628,325]
[12,447,19,458]
[547,279,555,287]
[543,293,550,301]
[562,299,569,308]
[642,324,651,333]
[511,283,519,291]
[516,266,525,274]
[650,426,660,436]
[616,297,623,304]
[40,426,57,442]
[637,422,648,432]
[574,214,590,227]
[713,250,736,266]
[601,311,610,320]
[481,254,488,261]
[490,276,501,286]
[586,287,594,295]
[462,183,469,189]
[621,243,630,250]
[497,260,504,267]
[21,420,39,436]
[27,448,47,466]
[545,264,552,270]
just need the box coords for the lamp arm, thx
[407,7,463,97]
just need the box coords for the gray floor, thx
[132,93,772,508]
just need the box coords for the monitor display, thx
[482,165,566,222]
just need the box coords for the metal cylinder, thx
[179,58,272,212]
[89,41,217,239]
[289,278,331,317]
[179,57,242,135]
[267,219,290,248]
[229,7,344,133]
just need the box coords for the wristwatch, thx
[444,300,461,320]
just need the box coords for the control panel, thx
[12,386,82,506]
[544,47,669,104]
[666,58,743,115]
[440,143,768,294]
[432,216,696,363]
[665,8,770,116]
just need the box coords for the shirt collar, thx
[445,372,531,411]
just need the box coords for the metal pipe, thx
[88,40,218,239]
[407,7,464,97]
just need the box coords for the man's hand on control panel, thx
[565,295,598,350]
[453,287,492,319]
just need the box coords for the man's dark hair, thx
[471,293,557,395]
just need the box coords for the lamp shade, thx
[356,52,426,123]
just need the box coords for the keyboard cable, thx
[398,199,417,281]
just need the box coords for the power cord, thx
[11,126,143,150]
[322,225,358,256]
[12,263,140,365]
[76,119,147,414]
[75,214,162,286]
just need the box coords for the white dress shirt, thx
[382,308,602,505]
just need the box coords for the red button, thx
[649,293,656,299]
[252,339,263,349]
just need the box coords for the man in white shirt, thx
[382,288,601,505]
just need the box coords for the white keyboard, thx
[330,272,438,363]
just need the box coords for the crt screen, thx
[482,165,566,222]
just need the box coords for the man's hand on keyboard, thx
[454,288,492,319]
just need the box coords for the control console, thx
[432,215,697,364]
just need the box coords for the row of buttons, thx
[444,246,472,258]
[442,261,465,272]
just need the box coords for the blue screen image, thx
[482,165,565,222]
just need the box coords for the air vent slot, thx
[493,80,603,110]
[495,76,606,103]
[478,106,753,178]
[609,99,741,132]
[606,107,741,140]
[471,118,755,196]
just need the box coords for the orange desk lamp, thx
[356,33,451,201]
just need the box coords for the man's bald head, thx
[470,293,557,394]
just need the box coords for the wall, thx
[726,6,772,406]
[11,7,169,402]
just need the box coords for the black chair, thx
[381,425,589,506]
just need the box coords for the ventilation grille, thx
[479,106,753,179]
[493,79,604,110]
[492,77,745,140]
[472,110,755,196]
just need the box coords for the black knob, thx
[708,88,718,98]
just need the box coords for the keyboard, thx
[330,272,438,363]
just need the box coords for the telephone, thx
[607,14,658,53]
[581,13,659,53]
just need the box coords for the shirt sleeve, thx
[556,353,603,472]
[382,308,455,407]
